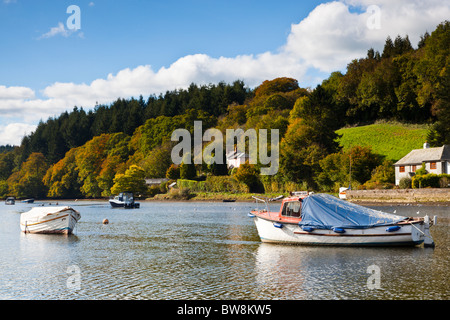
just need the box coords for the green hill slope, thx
[336,122,430,162]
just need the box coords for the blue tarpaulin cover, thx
[299,194,406,229]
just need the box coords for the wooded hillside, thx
[1,21,448,198]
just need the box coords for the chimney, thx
[423,142,430,149]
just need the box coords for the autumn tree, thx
[43,148,82,198]
[7,152,49,198]
[111,165,148,196]
[233,163,263,193]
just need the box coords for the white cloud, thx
[284,0,450,72]
[0,123,36,146]
[38,22,75,39]
[0,85,35,100]
[1,0,449,146]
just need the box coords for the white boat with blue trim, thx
[249,193,435,247]
[109,192,140,208]
[20,206,81,234]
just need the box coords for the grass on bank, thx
[336,121,429,162]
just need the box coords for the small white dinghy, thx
[20,206,81,234]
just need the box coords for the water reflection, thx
[254,242,441,299]
[0,201,448,300]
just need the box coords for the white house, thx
[394,143,450,185]
[226,150,249,169]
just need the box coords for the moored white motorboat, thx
[109,192,140,208]
[20,206,81,234]
[249,193,435,247]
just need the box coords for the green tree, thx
[180,161,196,180]
[206,151,228,176]
[315,146,382,191]
[75,134,110,198]
[233,163,263,192]
[111,165,148,196]
[7,152,49,198]
[415,21,450,112]
[254,77,299,97]
[0,180,8,198]
[0,150,15,180]
[43,148,82,198]
[427,57,450,146]
[363,160,395,189]
[139,142,174,178]
[382,36,395,58]
[279,120,330,187]
[166,164,180,179]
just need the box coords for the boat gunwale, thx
[250,209,424,228]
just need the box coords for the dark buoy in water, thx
[102,219,109,225]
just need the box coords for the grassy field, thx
[336,122,430,162]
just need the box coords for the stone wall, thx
[347,188,450,203]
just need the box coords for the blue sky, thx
[0,0,324,89]
[0,0,449,145]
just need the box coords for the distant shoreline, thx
[13,192,450,206]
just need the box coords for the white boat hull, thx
[20,207,81,234]
[253,216,426,246]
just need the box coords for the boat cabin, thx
[251,192,309,223]
[281,198,302,218]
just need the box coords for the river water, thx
[0,200,448,300]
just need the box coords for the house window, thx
[430,162,437,170]
[399,166,405,173]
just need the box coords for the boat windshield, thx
[281,201,301,218]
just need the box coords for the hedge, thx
[177,176,249,193]
[412,173,450,188]
[177,179,208,192]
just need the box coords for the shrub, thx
[177,177,249,193]
[415,163,428,176]
[439,174,450,188]
[412,173,440,188]
[180,162,196,180]
[177,179,207,192]
[168,187,193,200]
[147,185,162,198]
[362,160,395,189]
[399,177,412,189]
[205,176,248,193]
[233,163,264,193]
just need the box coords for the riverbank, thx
[149,191,286,202]
[16,189,449,205]
[346,188,450,205]
[148,189,450,205]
